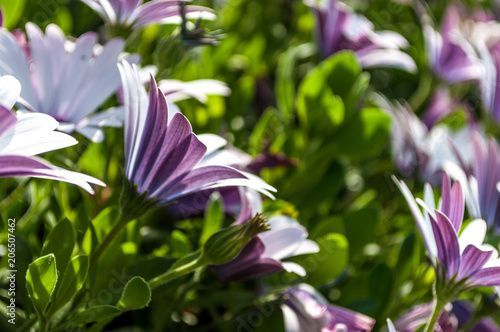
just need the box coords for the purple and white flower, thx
[305,0,416,72]
[381,96,474,185]
[213,216,319,281]
[282,284,375,332]
[0,76,104,194]
[393,174,500,288]
[119,60,275,205]
[0,23,125,142]
[423,6,483,83]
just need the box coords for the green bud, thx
[201,214,269,265]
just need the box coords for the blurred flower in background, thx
[0,75,104,193]
[81,0,215,37]
[306,0,416,72]
[281,284,375,332]
[0,23,125,142]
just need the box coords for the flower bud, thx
[202,214,269,265]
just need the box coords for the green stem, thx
[90,211,130,267]
[148,257,206,289]
[0,179,30,210]
[424,299,446,332]
[408,72,433,112]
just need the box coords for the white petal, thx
[281,262,307,277]
[458,219,487,252]
[0,75,21,108]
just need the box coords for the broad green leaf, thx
[324,52,362,99]
[117,277,151,311]
[73,305,122,324]
[26,254,58,316]
[199,192,224,245]
[302,233,349,287]
[48,255,89,317]
[326,108,391,157]
[171,230,191,259]
[40,218,75,280]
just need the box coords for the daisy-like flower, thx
[81,0,215,36]
[393,174,500,293]
[213,215,319,281]
[305,0,416,72]
[423,6,484,83]
[0,76,104,194]
[281,284,375,332]
[119,60,275,205]
[0,23,124,142]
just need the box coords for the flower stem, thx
[90,211,130,267]
[148,256,206,289]
[424,299,446,332]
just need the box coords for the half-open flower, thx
[0,23,124,142]
[213,215,319,281]
[282,284,375,332]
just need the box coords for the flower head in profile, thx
[213,215,319,281]
[306,0,415,72]
[282,284,375,332]
[423,6,483,83]
[119,60,273,207]
[393,174,500,295]
[0,76,104,194]
[0,23,125,142]
[81,0,215,36]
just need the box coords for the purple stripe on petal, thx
[327,304,375,332]
[212,237,283,281]
[0,106,17,138]
[159,165,247,202]
[457,245,492,280]
[432,211,461,279]
[467,266,500,287]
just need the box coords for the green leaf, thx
[48,255,89,317]
[26,254,58,316]
[73,305,122,324]
[302,233,349,287]
[326,108,391,157]
[199,192,224,245]
[0,0,26,29]
[41,218,75,280]
[117,277,151,311]
[171,230,191,259]
[275,43,315,124]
